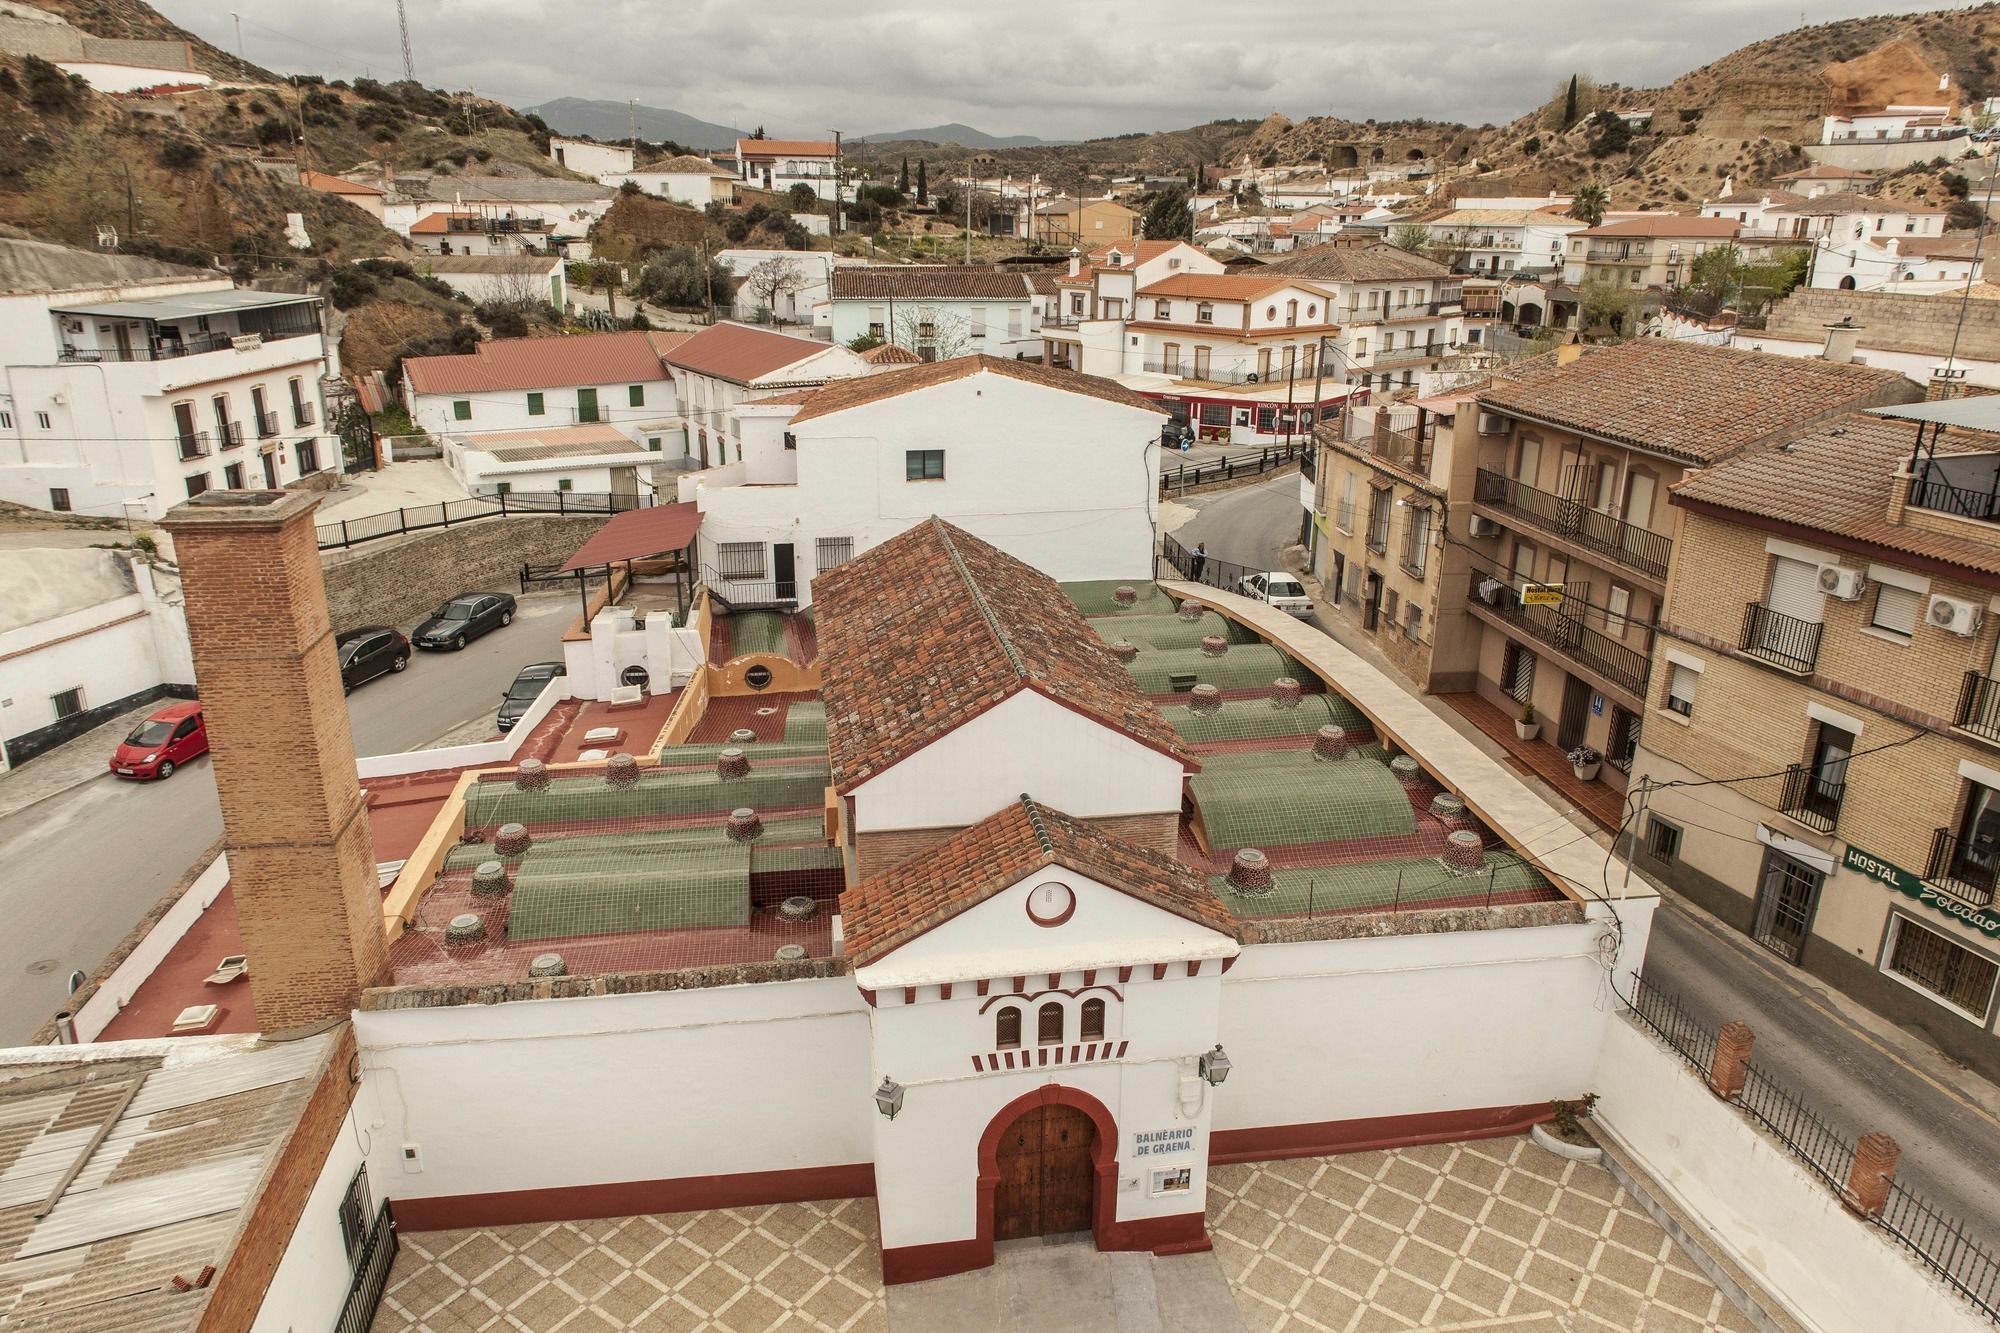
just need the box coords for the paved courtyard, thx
[372,1136,1757,1331]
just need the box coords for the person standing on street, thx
[1191,542,1207,581]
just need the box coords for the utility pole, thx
[628,98,639,149]
[965,166,974,264]
[396,0,415,81]
[231,11,243,59]
[830,130,843,238]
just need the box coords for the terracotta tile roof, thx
[299,170,383,196]
[1022,271,1068,294]
[841,795,1237,966]
[1884,234,1982,259]
[788,354,1167,425]
[1477,340,1919,465]
[660,321,842,385]
[1263,242,1453,282]
[1573,216,1741,239]
[645,330,694,358]
[1670,412,2000,580]
[736,138,837,158]
[1135,272,1333,301]
[650,154,735,176]
[1430,208,1588,227]
[859,342,922,364]
[1777,164,1879,182]
[408,210,478,234]
[829,266,1036,300]
[404,330,668,394]
[1706,190,1808,208]
[1784,191,1942,216]
[812,517,1191,792]
[1089,240,1189,265]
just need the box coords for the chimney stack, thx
[160,491,386,1034]
[1822,316,1863,365]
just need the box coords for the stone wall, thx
[320,516,609,634]
[1764,287,2000,363]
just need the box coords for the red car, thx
[109,701,208,781]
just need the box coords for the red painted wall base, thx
[1210,1102,1550,1165]
[391,1162,875,1232]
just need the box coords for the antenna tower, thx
[397,0,415,81]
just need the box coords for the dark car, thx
[337,625,410,693]
[109,701,208,781]
[496,661,566,732]
[412,592,517,651]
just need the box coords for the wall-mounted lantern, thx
[874,1076,905,1121]
[1198,1044,1233,1087]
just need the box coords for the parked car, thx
[497,662,566,732]
[1239,571,1313,617]
[412,592,517,651]
[337,625,410,693]
[108,701,208,781]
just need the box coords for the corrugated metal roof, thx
[48,290,320,320]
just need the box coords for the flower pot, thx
[1531,1122,1604,1163]
[1572,761,1601,781]
[1514,721,1540,741]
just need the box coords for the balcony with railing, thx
[1924,828,1999,908]
[1956,671,2000,742]
[176,430,211,461]
[1739,602,1823,674]
[293,400,317,429]
[1468,576,1650,698]
[1778,763,1845,833]
[216,419,244,449]
[1363,343,1448,372]
[1907,453,2000,522]
[1472,469,1672,581]
[255,409,280,438]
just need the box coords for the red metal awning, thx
[557,502,701,574]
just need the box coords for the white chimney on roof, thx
[1822,316,1864,365]
[1067,247,1081,277]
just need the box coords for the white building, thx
[383,176,615,252]
[413,254,568,310]
[401,329,680,449]
[0,4,211,91]
[601,155,738,208]
[828,266,1050,359]
[1260,242,1469,396]
[1822,104,1958,145]
[716,248,837,327]
[0,547,191,772]
[0,240,333,519]
[675,356,1165,610]
[1809,234,1984,291]
[449,422,660,500]
[660,321,870,468]
[1419,208,1587,275]
[735,138,841,202]
[549,136,635,177]
[1704,181,1948,245]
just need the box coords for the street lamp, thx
[873,1076,905,1121]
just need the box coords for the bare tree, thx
[743,256,809,326]
[891,304,971,361]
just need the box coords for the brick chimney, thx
[161,491,386,1034]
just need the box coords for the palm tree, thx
[1570,184,1607,227]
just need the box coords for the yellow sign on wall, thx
[1520,583,1565,606]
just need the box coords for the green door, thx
[577,387,599,423]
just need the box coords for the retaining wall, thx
[320,515,609,634]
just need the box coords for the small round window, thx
[1307,303,1317,318]
[620,665,650,689]
[744,664,774,690]
[1266,305,1277,319]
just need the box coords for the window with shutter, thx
[1871,583,1921,637]
[1766,556,1824,623]
[1666,663,1697,716]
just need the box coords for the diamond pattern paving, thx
[1209,1136,1758,1332]
[370,1198,886,1332]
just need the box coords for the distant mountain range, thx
[522,101,1059,152]
[521,99,746,150]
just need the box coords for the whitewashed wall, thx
[249,1106,370,1333]
[354,978,875,1206]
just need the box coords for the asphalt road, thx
[1172,468,2000,1244]
[0,592,575,1043]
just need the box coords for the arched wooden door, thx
[992,1104,1096,1241]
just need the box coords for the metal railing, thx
[293,400,318,429]
[1473,469,1672,580]
[1924,828,2000,908]
[255,409,280,438]
[334,1203,398,1333]
[1740,602,1823,674]
[1628,975,2000,1322]
[1159,533,1263,596]
[57,325,319,362]
[217,420,243,448]
[1778,763,1844,833]
[315,489,653,551]
[176,430,211,460]
[1471,576,1650,696]
[1908,469,2000,522]
[1956,671,2000,741]
[701,564,797,610]
[1158,442,1307,495]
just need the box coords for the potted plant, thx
[1532,1093,1603,1162]
[1514,703,1539,741]
[1568,744,1602,781]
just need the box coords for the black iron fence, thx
[1957,671,2000,742]
[1473,469,1672,580]
[1159,533,1265,595]
[1923,828,2000,908]
[702,565,798,611]
[1159,441,1308,495]
[316,489,652,551]
[1778,763,1844,834]
[1739,602,1823,674]
[1628,975,2000,1322]
[334,1203,398,1333]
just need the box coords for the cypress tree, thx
[916,159,928,205]
[899,157,910,193]
[1563,75,1578,130]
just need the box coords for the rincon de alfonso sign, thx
[1843,843,2000,939]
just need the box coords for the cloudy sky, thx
[156,0,1954,139]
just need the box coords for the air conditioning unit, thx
[1817,565,1865,600]
[1929,595,1982,636]
[1469,515,1501,537]
[1476,411,1506,435]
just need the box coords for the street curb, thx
[0,768,115,825]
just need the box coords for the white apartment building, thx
[1821,104,1958,144]
[1809,234,1984,292]
[735,138,841,202]
[1702,182,1947,245]
[1265,242,1469,395]
[1420,208,1587,275]
[828,266,1050,360]
[401,330,681,458]
[0,242,333,519]
[660,321,871,469]
[677,355,1168,607]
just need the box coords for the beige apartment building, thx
[1561,216,1742,289]
[1634,397,2000,1077]
[1426,340,1919,810]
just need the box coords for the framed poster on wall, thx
[1150,1166,1193,1197]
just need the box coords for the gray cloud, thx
[160,0,1951,139]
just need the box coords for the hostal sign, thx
[1843,843,2000,939]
